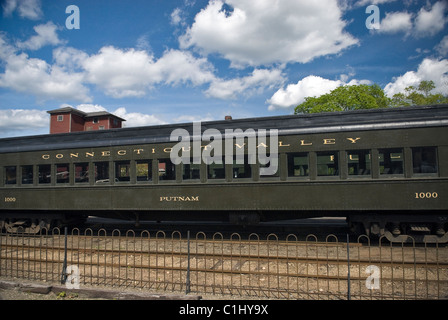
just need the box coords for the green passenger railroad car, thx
[1,104,447,242]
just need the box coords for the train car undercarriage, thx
[1,209,447,243]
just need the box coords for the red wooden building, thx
[47,107,125,134]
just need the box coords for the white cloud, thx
[153,49,215,86]
[180,0,358,67]
[378,11,413,34]
[355,0,397,6]
[81,46,158,98]
[435,35,448,57]
[0,109,48,136]
[372,2,447,37]
[53,46,89,71]
[205,68,284,100]
[171,7,186,26]
[2,0,43,20]
[267,75,371,110]
[113,107,166,127]
[0,51,91,102]
[81,46,215,98]
[16,21,64,50]
[414,1,448,37]
[384,58,448,97]
[267,76,342,110]
[0,35,90,103]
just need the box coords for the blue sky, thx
[0,0,447,138]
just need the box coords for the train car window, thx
[5,166,17,185]
[287,153,309,177]
[21,165,33,184]
[56,164,70,184]
[38,164,51,184]
[317,151,339,177]
[136,160,152,182]
[205,156,225,180]
[75,163,89,183]
[159,158,176,181]
[182,158,201,181]
[94,162,109,183]
[379,148,403,176]
[412,147,438,174]
[232,155,252,179]
[115,161,130,182]
[348,150,371,177]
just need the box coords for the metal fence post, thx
[186,230,191,294]
[61,227,68,284]
[347,234,351,300]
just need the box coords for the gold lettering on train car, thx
[101,151,110,157]
[86,152,94,157]
[159,196,200,202]
[56,154,64,159]
[117,150,126,156]
[347,137,361,143]
[278,141,290,147]
[163,147,172,153]
[70,153,79,158]
[257,143,268,148]
[134,149,144,154]
[300,140,312,146]
[42,154,50,160]
[323,138,336,145]
[235,143,245,149]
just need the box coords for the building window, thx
[348,150,371,177]
[21,165,33,184]
[412,147,438,174]
[57,115,64,121]
[379,148,403,176]
[317,151,339,177]
[75,163,89,183]
[136,160,152,182]
[93,117,99,124]
[115,161,130,182]
[5,166,17,185]
[158,159,176,181]
[95,162,109,183]
[56,164,70,184]
[38,165,51,184]
[99,126,105,130]
[287,153,309,177]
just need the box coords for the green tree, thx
[294,84,391,114]
[294,81,448,114]
[391,80,448,107]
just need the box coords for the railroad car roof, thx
[1,104,448,153]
